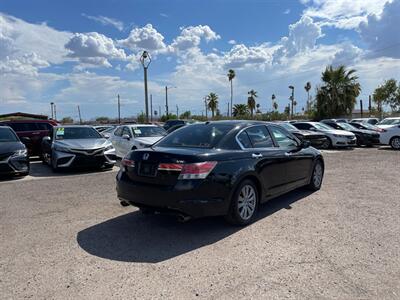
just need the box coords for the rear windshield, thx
[54,127,102,140]
[156,123,235,148]
[0,127,19,142]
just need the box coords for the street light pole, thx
[288,85,294,119]
[150,94,153,122]
[165,86,169,117]
[140,51,151,123]
[117,94,121,124]
[50,102,54,119]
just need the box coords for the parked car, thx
[378,122,400,150]
[0,126,30,176]
[349,122,384,133]
[292,122,356,148]
[320,118,349,123]
[163,119,197,131]
[376,117,400,129]
[116,121,324,225]
[351,118,379,125]
[94,125,116,133]
[321,120,380,146]
[109,124,167,158]
[41,125,116,171]
[100,126,117,139]
[0,119,58,156]
[276,122,329,149]
[166,123,187,134]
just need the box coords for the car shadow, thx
[77,189,314,263]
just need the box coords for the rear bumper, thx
[116,171,230,218]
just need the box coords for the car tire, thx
[225,179,259,226]
[389,136,400,150]
[322,137,332,149]
[307,159,324,191]
[51,158,59,172]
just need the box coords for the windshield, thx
[338,123,356,131]
[156,123,234,148]
[131,126,166,137]
[378,118,400,125]
[0,127,19,142]
[278,122,297,131]
[55,127,102,140]
[314,123,334,131]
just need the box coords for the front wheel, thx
[321,137,332,149]
[225,180,259,226]
[390,136,400,150]
[307,160,324,191]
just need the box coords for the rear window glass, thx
[8,123,38,132]
[156,123,234,148]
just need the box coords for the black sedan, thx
[276,122,329,149]
[0,126,30,177]
[116,121,324,225]
[321,120,380,146]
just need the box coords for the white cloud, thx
[65,32,126,67]
[223,43,276,69]
[301,0,392,29]
[359,0,400,58]
[118,24,167,53]
[228,39,236,45]
[160,13,169,18]
[0,53,50,76]
[171,25,220,52]
[81,13,124,31]
[284,9,291,14]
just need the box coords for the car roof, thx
[54,125,94,128]
[0,119,57,124]
[123,124,160,127]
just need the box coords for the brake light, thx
[121,158,135,167]
[178,161,217,180]
[158,163,183,171]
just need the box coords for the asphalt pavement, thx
[1,147,399,299]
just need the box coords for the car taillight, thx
[158,163,183,171]
[121,158,135,167]
[178,161,217,180]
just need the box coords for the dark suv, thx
[0,120,58,156]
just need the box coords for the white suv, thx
[377,118,400,149]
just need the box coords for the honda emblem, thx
[142,153,150,160]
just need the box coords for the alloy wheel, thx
[238,185,256,220]
[391,137,400,150]
[313,162,323,188]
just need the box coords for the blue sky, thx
[1,0,399,120]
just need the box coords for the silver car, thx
[41,125,116,171]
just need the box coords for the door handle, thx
[252,153,263,159]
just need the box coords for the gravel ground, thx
[1,147,399,299]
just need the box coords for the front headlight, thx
[13,149,27,157]
[104,144,114,151]
[54,144,70,152]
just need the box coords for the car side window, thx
[122,127,132,137]
[245,126,274,148]
[295,123,310,130]
[270,126,298,148]
[114,127,123,136]
[237,131,253,148]
[37,123,51,130]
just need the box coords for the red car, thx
[0,120,59,156]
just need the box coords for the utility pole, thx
[288,85,294,119]
[54,104,57,121]
[50,102,54,119]
[165,86,169,116]
[158,106,161,119]
[368,95,372,116]
[77,105,82,124]
[227,103,230,117]
[360,99,363,118]
[117,94,121,124]
[150,94,153,123]
[140,51,151,123]
[176,105,179,117]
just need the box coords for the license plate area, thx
[138,162,158,177]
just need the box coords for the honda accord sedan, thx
[42,125,116,171]
[0,126,29,177]
[116,121,324,225]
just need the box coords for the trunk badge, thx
[143,153,150,160]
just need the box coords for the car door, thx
[120,126,133,156]
[238,125,289,198]
[269,125,314,189]
[109,126,122,157]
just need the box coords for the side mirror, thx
[20,137,31,143]
[122,134,130,140]
[42,136,51,142]
[301,140,311,148]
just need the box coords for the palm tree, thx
[247,89,258,117]
[232,104,249,117]
[304,82,311,111]
[271,94,276,111]
[206,92,219,118]
[273,101,278,111]
[316,65,361,118]
[256,103,261,114]
[227,69,235,117]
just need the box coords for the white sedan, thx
[292,121,356,148]
[377,119,400,150]
[109,124,167,158]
